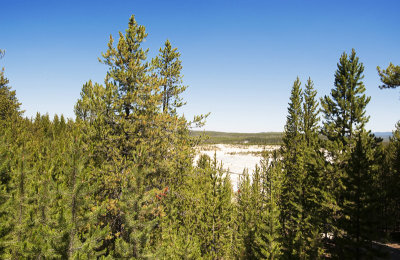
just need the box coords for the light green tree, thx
[377,63,400,89]
[152,40,187,114]
[254,151,282,259]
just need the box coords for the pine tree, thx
[7,123,33,259]
[74,15,200,257]
[152,40,187,114]
[280,77,307,258]
[321,49,378,258]
[74,15,158,255]
[301,78,326,257]
[249,165,263,258]
[342,131,382,258]
[302,78,319,147]
[235,168,255,258]
[377,63,400,89]
[321,49,370,146]
[389,122,400,234]
[0,69,22,122]
[253,151,282,259]
[0,60,23,257]
[195,154,234,259]
[380,122,400,238]
[0,131,12,257]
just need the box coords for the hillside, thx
[191,130,283,145]
[191,131,392,145]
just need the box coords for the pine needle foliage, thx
[377,63,400,89]
[0,17,399,260]
[152,40,187,114]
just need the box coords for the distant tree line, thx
[0,15,399,259]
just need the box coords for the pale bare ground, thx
[194,144,280,190]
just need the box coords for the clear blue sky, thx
[1,0,399,132]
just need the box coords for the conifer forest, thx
[1,15,400,259]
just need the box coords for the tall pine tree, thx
[280,77,307,258]
[321,49,379,258]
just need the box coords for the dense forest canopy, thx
[0,15,399,259]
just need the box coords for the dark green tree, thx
[379,122,400,238]
[280,77,308,258]
[321,49,370,146]
[321,49,379,258]
[342,131,382,258]
[280,76,327,258]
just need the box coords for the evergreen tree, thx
[321,49,370,146]
[7,123,33,258]
[0,68,22,121]
[279,77,327,258]
[302,78,319,146]
[377,63,400,89]
[75,15,200,257]
[389,122,400,234]
[253,151,282,259]
[249,165,263,258]
[342,131,382,258]
[74,15,160,255]
[199,156,233,259]
[0,62,27,257]
[0,57,23,257]
[321,49,378,258]
[280,77,307,258]
[301,78,326,257]
[152,40,187,114]
[235,169,255,258]
[380,122,400,237]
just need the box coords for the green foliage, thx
[75,14,203,258]
[191,131,283,145]
[302,77,319,146]
[321,49,384,258]
[321,49,370,146]
[279,77,327,258]
[152,39,187,114]
[0,69,22,121]
[235,169,254,258]
[377,63,400,89]
[338,131,382,258]
[254,152,282,259]
[235,152,283,259]
[280,77,307,258]
[376,122,400,241]
[1,17,399,260]
[195,154,234,259]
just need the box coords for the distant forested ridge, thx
[191,131,392,145]
[190,131,283,145]
[0,15,399,259]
